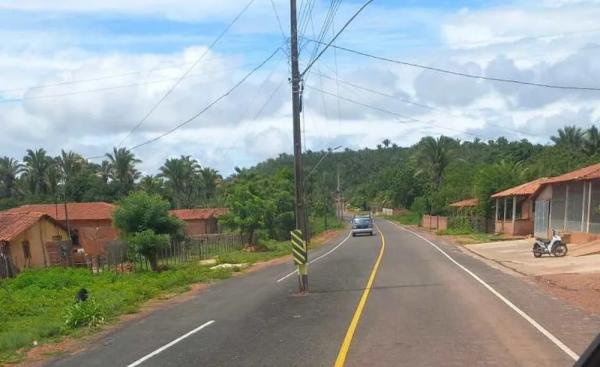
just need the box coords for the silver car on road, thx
[351,216,374,237]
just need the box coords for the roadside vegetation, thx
[383,212,421,225]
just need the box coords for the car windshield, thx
[354,218,371,225]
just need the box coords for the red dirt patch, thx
[535,273,600,316]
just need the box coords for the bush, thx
[64,299,105,329]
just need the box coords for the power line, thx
[125,47,282,152]
[117,0,257,147]
[269,0,289,54]
[301,0,373,77]
[306,39,600,91]
[305,84,493,140]
[0,62,258,104]
[311,69,542,139]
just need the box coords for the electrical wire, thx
[117,0,257,147]
[306,39,600,91]
[125,47,282,152]
[301,0,374,77]
[310,68,542,139]
[0,62,258,104]
[305,84,494,140]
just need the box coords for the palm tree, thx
[584,125,600,156]
[0,157,23,198]
[57,150,85,181]
[551,126,584,148]
[22,148,53,196]
[382,139,391,149]
[98,160,111,184]
[159,155,200,208]
[199,167,221,206]
[415,136,453,190]
[105,147,141,195]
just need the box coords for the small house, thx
[4,202,118,255]
[0,212,69,271]
[491,178,549,236]
[449,198,479,216]
[169,208,228,236]
[532,163,600,243]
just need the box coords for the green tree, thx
[0,157,23,198]
[159,155,200,208]
[551,125,584,149]
[415,136,454,190]
[220,176,266,245]
[199,167,221,206]
[105,147,141,197]
[473,161,522,218]
[112,191,183,271]
[584,125,600,156]
[22,148,53,197]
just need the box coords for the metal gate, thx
[534,200,550,239]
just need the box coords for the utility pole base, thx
[297,264,308,293]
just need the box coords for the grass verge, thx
[0,240,295,364]
[382,212,420,225]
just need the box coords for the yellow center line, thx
[333,224,386,367]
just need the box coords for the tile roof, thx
[491,178,550,198]
[449,198,479,207]
[169,208,229,221]
[543,163,600,184]
[0,212,56,242]
[5,202,115,221]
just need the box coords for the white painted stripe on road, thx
[127,320,215,367]
[276,232,352,282]
[399,225,580,361]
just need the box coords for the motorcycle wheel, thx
[552,244,568,257]
[533,250,542,258]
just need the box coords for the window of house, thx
[567,182,584,231]
[22,240,31,259]
[551,184,566,231]
[505,199,513,220]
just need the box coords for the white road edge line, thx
[397,224,580,361]
[127,320,215,367]
[276,232,352,282]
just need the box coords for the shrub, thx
[64,299,105,329]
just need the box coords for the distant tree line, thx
[0,147,222,210]
[247,124,600,219]
[3,124,600,230]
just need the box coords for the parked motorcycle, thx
[532,230,568,258]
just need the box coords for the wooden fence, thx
[421,215,448,231]
[88,233,244,273]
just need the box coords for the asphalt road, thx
[49,220,600,367]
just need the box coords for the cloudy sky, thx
[1,0,600,175]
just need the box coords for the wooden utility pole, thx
[290,0,308,292]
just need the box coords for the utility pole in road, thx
[290,0,308,293]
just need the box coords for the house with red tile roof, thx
[491,178,550,236]
[169,208,228,236]
[4,202,118,255]
[531,163,600,242]
[0,212,69,272]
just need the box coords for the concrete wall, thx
[421,215,448,231]
[8,219,69,270]
[495,219,533,236]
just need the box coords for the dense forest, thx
[1,125,600,224]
